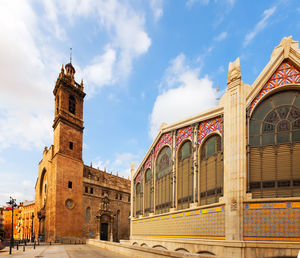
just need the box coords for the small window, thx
[85,186,88,193]
[102,190,104,196]
[56,96,59,112]
[69,142,73,150]
[115,193,118,199]
[90,188,93,194]
[128,195,130,202]
[68,181,72,189]
[120,194,122,200]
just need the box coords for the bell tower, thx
[53,63,85,159]
[49,62,86,242]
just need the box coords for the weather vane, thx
[70,47,72,64]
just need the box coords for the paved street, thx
[0,244,128,257]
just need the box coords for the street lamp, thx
[31,213,34,242]
[6,197,17,255]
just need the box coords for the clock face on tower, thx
[65,199,75,209]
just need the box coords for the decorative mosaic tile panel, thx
[243,202,300,241]
[198,117,222,144]
[144,155,152,170]
[134,171,141,185]
[250,61,300,111]
[132,205,225,239]
[176,126,192,150]
[154,133,172,158]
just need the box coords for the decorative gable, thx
[250,61,300,111]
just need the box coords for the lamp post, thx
[6,197,17,255]
[31,213,34,242]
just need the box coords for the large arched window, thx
[199,134,223,205]
[155,146,172,214]
[135,182,142,216]
[249,90,300,198]
[69,95,76,114]
[177,141,193,210]
[144,169,152,215]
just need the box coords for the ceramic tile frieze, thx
[154,132,172,158]
[176,126,192,150]
[198,117,222,144]
[144,155,152,170]
[132,205,225,238]
[250,61,300,111]
[243,202,300,240]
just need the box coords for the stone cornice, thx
[53,76,86,98]
[52,113,84,131]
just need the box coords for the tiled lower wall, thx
[243,201,300,241]
[132,205,225,239]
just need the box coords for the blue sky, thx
[0,0,299,206]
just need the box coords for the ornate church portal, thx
[96,196,114,241]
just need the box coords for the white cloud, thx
[244,6,277,46]
[0,1,56,151]
[0,173,35,206]
[150,0,164,21]
[186,0,235,7]
[82,46,117,96]
[93,152,141,179]
[214,31,228,42]
[0,0,152,151]
[68,0,151,96]
[149,54,218,139]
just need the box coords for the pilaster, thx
[223,57,247,240]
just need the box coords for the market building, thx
[130,36,300,257]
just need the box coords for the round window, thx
[65,199,75,209]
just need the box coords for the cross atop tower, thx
[70,47,72,64]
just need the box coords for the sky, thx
[0,0,299,206]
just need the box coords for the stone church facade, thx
[34,63,130,242]
[130,37,300,257]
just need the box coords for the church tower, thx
[50,62,86,241]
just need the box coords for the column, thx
[150,150,154,214]
[171,130,176,210]
[109,216,113,242]
[192,123,199,205]
[140,172,144,217]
